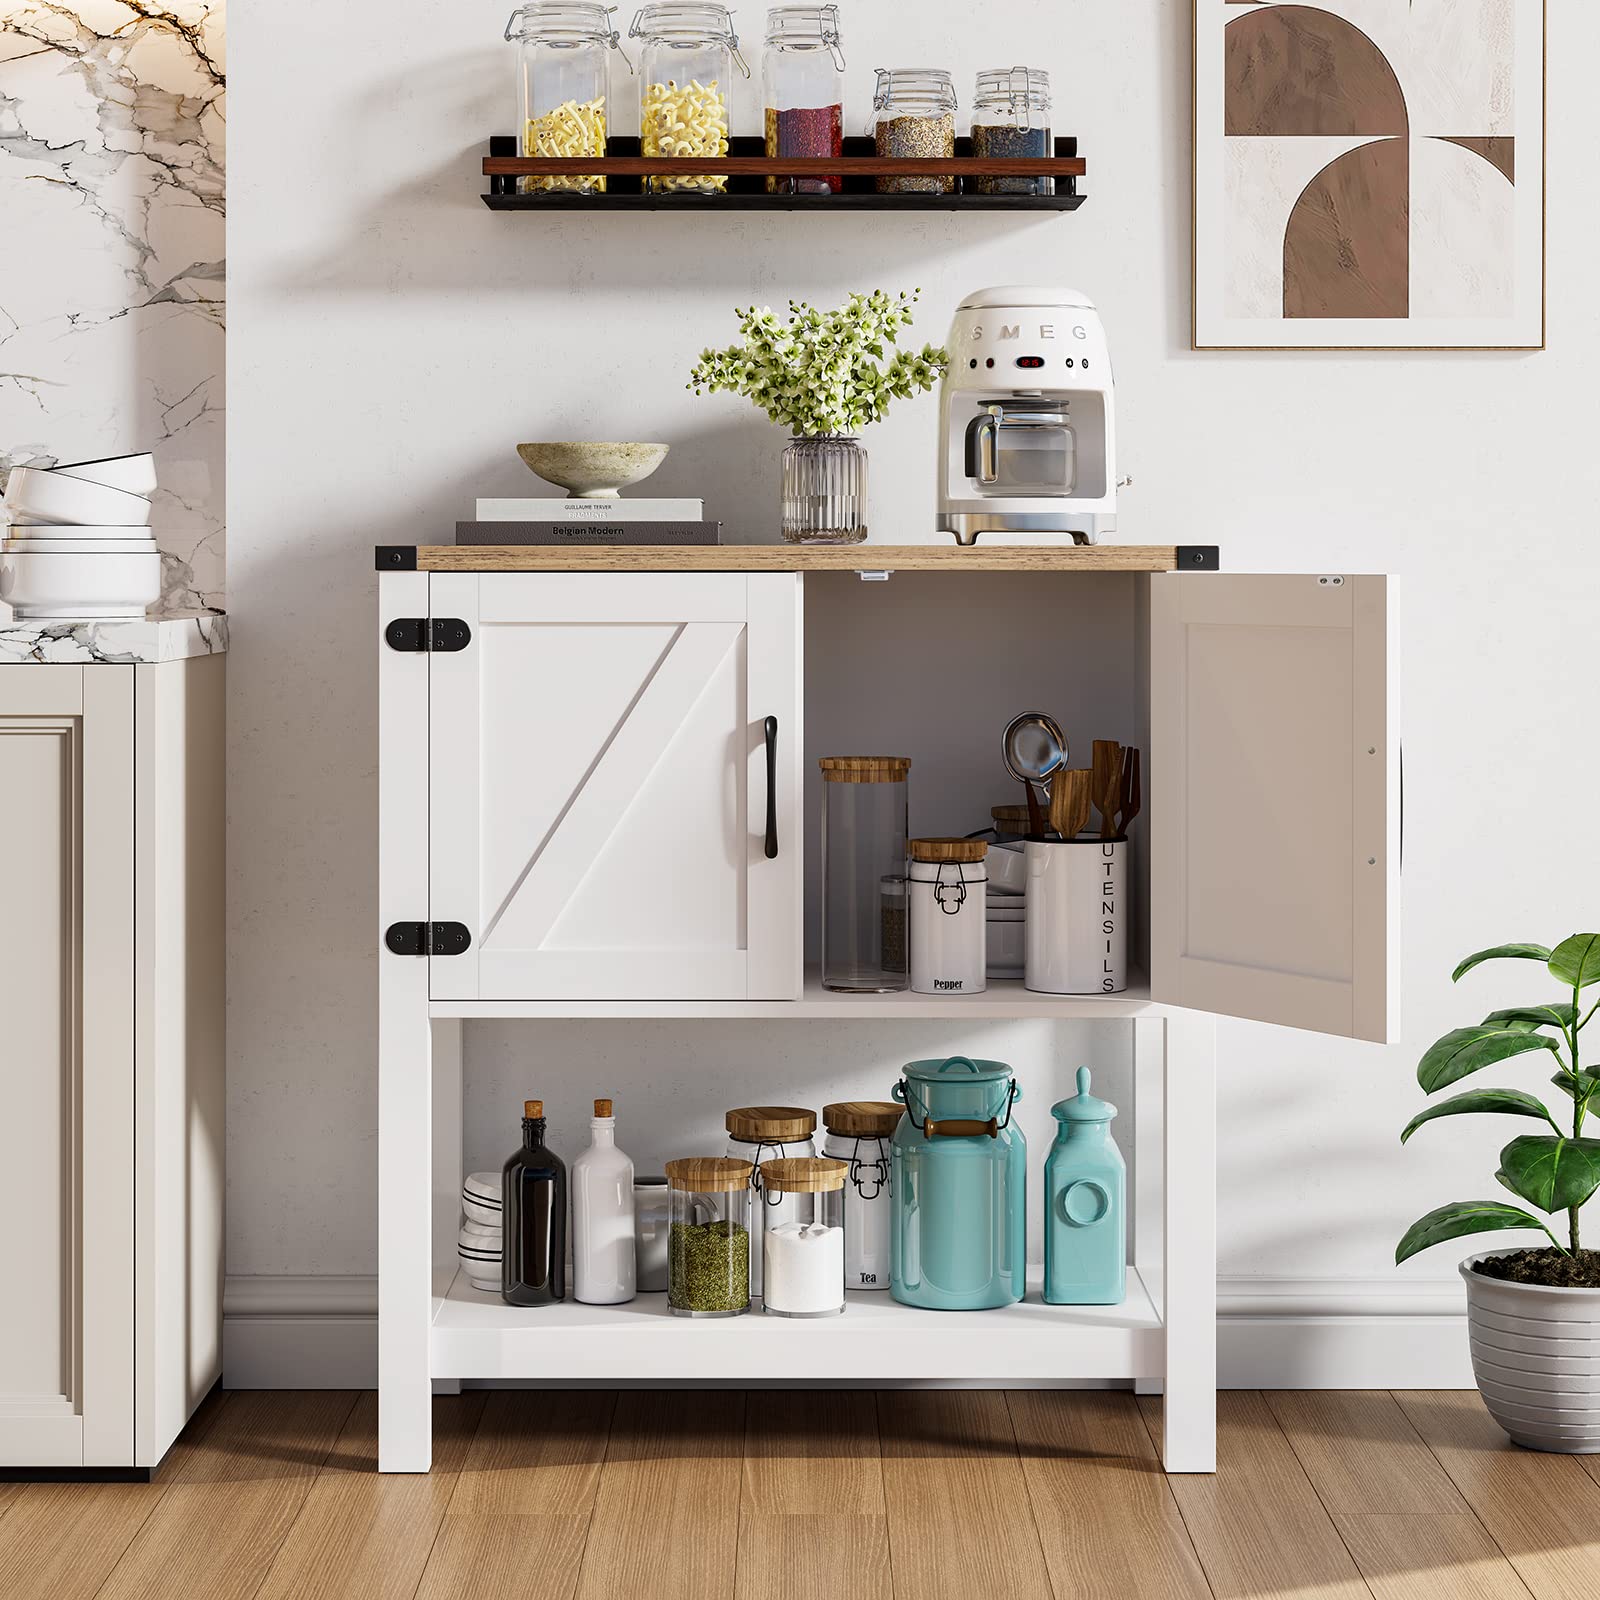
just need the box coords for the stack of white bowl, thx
[458,1171,504,1293]
[987,841,1027,977]
[1,453,161,619]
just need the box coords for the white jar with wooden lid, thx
[725,1105,816,1298]
[909,837,988,995]
[822,1100,903,1290]
[759,1157,848,1317]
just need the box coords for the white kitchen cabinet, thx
[376,547,1398,1477]
[0,637,224,1472]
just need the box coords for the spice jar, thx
[872,68,957,194]
[822,1101,903,1290]
[665,1157,753,1316]
[762,4,845,194]
[726,1105,816,1298]
[819,756,911,993]
[971,66,1052,195]
[505,3,630,195]
[630,2,748,193]
[908,837,988,996]
[760,1158,847,1316]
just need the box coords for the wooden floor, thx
[2,1389,1595,1599]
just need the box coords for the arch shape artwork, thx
[1283,138,1409,319]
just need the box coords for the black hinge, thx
[385,921,473,957]
[1175,545,1221,571]
[383,617,472,652]
[375,545,418,571]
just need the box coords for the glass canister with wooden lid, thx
[665,1157,753,1316]
[759,1157,848,1316]
[819,756,910,993]
[725,1105,816,1298]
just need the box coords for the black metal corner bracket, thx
[1175,545,1220,571]
[375,546,418,571]
[385,921,472,957]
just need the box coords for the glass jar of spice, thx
[872,68,957,194]
[762,5,845,194]
[505,3,630,196]
[630,2,748,193]
[665,1157,753,1315]
[971,66,1052,195]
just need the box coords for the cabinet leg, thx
[1160,1012,1216,1472]
[379,1003,434,1471]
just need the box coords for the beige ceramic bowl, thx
[517,441,669,499]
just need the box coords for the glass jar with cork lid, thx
[505,3,631,196]
[819,756,911,993]
[759,1157,848,1316]
[629,2,749,194]
[871,68,957,194]
[665,1157,753,1315]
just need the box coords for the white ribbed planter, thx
[1462,1249,1600,1452]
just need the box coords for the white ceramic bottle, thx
[572,1097,636,1304]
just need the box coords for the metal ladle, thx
[1001,711,1069,836]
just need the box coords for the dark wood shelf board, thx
[482,190,1086,212]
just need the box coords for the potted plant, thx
[1398,933,1600,1451]
[687,288,948,545]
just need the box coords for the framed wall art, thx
[1193,0,1545,349]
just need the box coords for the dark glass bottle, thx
[502,1098,567,1306]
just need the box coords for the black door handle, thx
[763,716,779,860]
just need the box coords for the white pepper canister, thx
[822,1100,903,1290]
[725,1105,817,1299]
[908,837,988,995]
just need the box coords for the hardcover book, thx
[474,497,704,522]
[455,520,721,546]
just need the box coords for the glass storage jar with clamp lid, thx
[871,68,957,193]
[970,65,1052,195]
[505,3,631,195]
[665,1157,753,1316]
[630,2,748,193]
[762,4,845,194]
[726,1105,816,1298]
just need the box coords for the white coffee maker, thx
[936,286,1117,545]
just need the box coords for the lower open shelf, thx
[430,1265,1162,1383]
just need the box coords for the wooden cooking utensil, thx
[1116,747,1142,838]
[1050,768,1092,840]
[1092,740,1124,840]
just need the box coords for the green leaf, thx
[1496,1134,1600,1214]
[1401,1088,1557,1144]
[1417,1025,1559,1094]
[1485,1003,1578,1032]
[1549,935,1600,990]
[1453,943,1552,982]
[1552,1070,1600,1101]
[1396,1199,1559,1264]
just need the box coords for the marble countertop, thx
[0,610,228,665]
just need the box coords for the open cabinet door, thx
[1149,574,1399,1042]
[428,571,803,1002]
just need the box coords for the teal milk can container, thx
[1044,1067,1126,1305]
[890,1056,1026,1310]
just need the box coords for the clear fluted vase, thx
[780,435,868,544]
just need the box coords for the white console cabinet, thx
[0,622,225,1472]
[377,547,1398,1476]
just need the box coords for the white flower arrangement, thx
[688,288,950,438]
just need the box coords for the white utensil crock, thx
[1024,837,1127,994]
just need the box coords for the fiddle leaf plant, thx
[1397,935,1600,1267]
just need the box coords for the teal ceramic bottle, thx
[1044,1067,1125,1305]
[889,1056,1026,1310]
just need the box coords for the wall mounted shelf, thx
[482,135,1084,211]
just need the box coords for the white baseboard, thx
[222,1273,1476,1391]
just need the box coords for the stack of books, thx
[456,498,720,546]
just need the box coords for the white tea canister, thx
[908,837,988,995]
[1024,836,1127,994]
[822,1100,903,1290]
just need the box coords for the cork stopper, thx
[910,836,988,864]
[524,1099,544,1119]
[594,1098,613,1118]
[666,1157,754,1193]
[823,1100,905,1138]
[726,1105,817,1142]
[761,1156,848,1194]
[818,756,911,784]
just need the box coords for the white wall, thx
[228,0,1600,1373]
